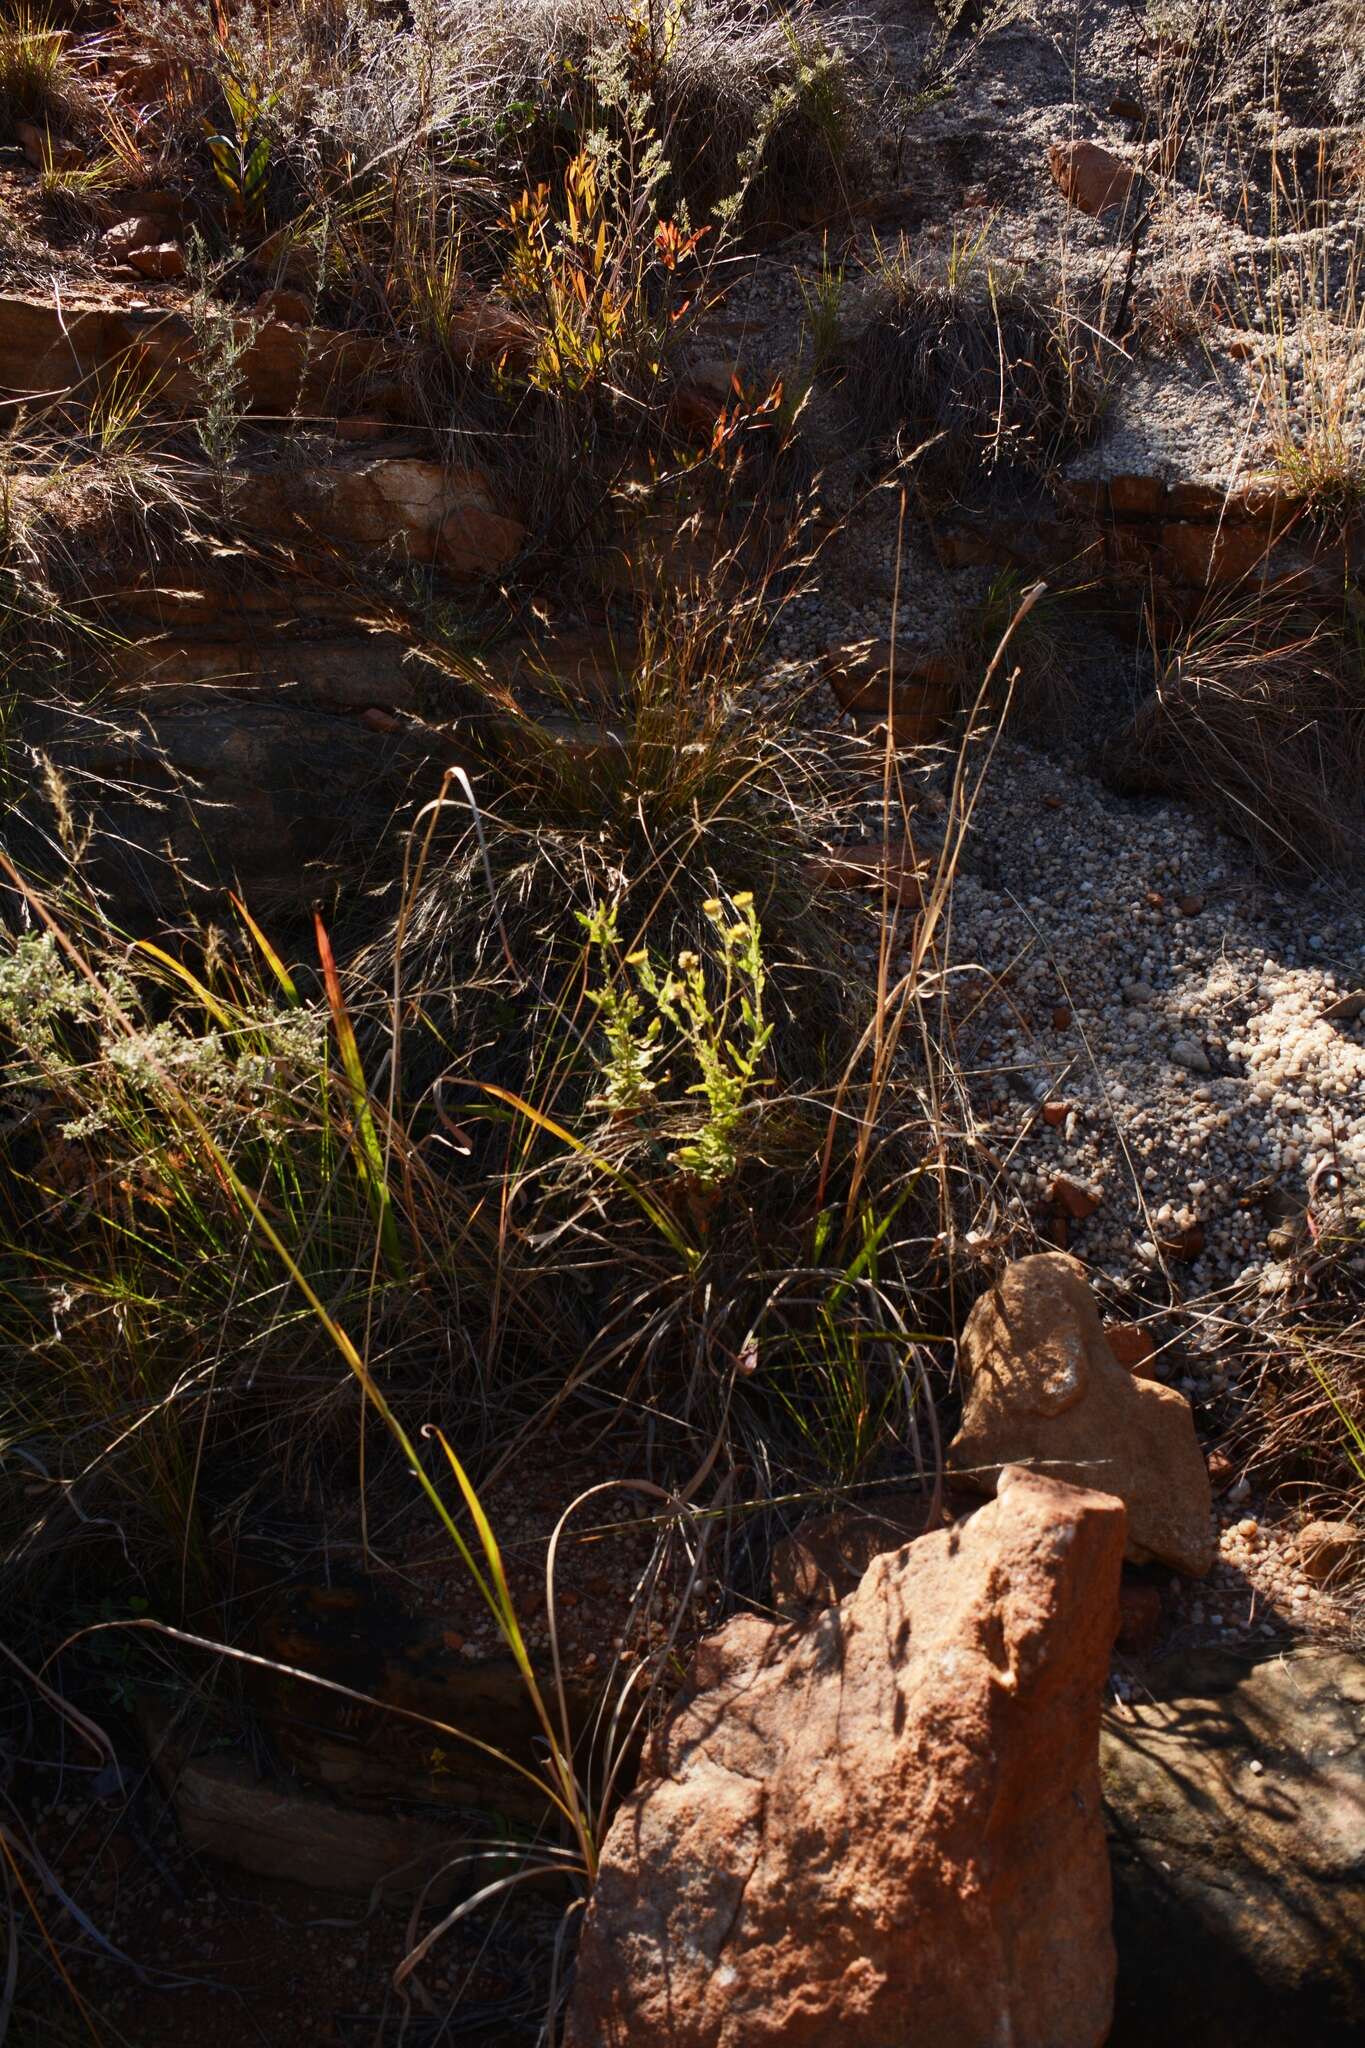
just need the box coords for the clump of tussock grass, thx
[0,542,943,1634]
[0,4,87,141]
[448,0,884,219]
[1258,176,1365,523]
[831,236,1102,483]
[1105,592,1365,870]
[0,894,525,1593]
[380,546,866,1095]
[119,0,883,222]
[966,568,1081,735]
[337,553,947,1489]
[104,1,846,563]
[108,0,883,235]
[1218,1200,1365,1605]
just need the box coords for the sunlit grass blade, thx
[314,911,405,1281]
[230,892,299,1007]
[134,940,234,1030]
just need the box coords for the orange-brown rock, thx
[1104,1320,1157,1375]
[769,1490,928,1620]
[443,293,537,370]
[851,700,948,748]
[106,629,426,711]
[1049,139,1139,215]
[1157,1218,1206,1262]
[100,214,168,259]
[141,1702,475,1900]
[253,287,313,327]
[1115,1577,1164,1656]
[949,1252,1215,1576]
[15,119,82,171]
[1295,1519,1361,1586]
[806,838,926,906]
[0,292,396,421]
[32,698,450,920]
[1160,518,1273,587]
[100,188,184,229]
[822,638,959,719]
[1107,474,1168,518]
[566,1467,1125,2048]
[125,240,185,281]
[1051,1172,1101,1220]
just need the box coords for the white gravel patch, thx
[936,741,1365,1298]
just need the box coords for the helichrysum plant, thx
[582,892,771,1186]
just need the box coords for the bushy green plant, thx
[204,59,276,223]
[582,890,771,1185]
[187,235,257,472]
[580,899,664,1115]
[0,899,501,1597]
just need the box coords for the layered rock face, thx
[565,1467,1126,2048]
[949,1251,1215,1576]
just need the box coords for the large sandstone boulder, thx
[565,1467,1126,2048]
[949,1252,1214,1576]
[1104,1648,1365,2044]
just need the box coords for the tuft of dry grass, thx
[1222,1200,1365,1557]
[833,235,1103,483]
[117,0,884,221]
[0,4,74,138]
[1107,591,1365,869]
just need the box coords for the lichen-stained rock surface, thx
[565,1468,1126,2048]
[949,1251,1215,1576]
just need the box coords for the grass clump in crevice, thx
[1218,1196,1364,1620]
[1106,589,1365,870]
[0,4,78,140]
[831,234,1103,485]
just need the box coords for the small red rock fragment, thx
[16,120,83,171]
[101,214,167,259]
[126,241,185,280]
[1158,1221,1205,1262]
[1048,139,1138,216]
[1206,1448,1235,1493]
[1051,1004,1072,1030]
[1051,1175,1101,1221]
[806,841,925,907]
[1104,1321,1157,1375]
[1177,892,1205,915]
[1042,1101,1068,1128]
[1295,1520,1361,1585]
[254,287,313,327]
[361,707,400,733]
